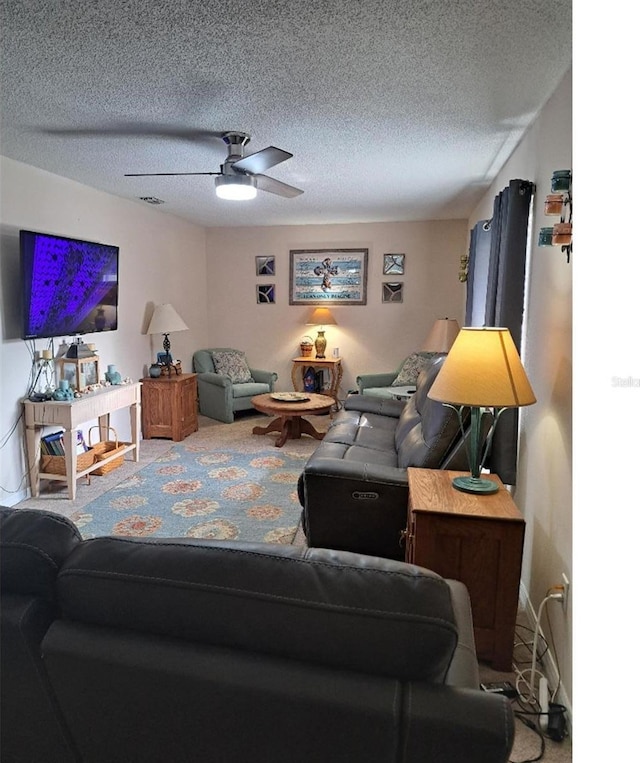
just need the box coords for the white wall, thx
[204,220,468,394]
[468,69,572,708]
[0,157,209,505]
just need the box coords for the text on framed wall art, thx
[289,248,368,305]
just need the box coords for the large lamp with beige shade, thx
[427,326,536,494]
[421,318,460,353]
[305,307,337,358]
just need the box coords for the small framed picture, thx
[383,253,405,275]
[256,256,275,276]
[382,282,403,303]
[257,284,276,303]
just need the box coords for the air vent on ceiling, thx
[139,196,165,205]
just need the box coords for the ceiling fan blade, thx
[38,124,227,143]
[124,171,221,177]
[233,146,293,174]
[255,174,304,198]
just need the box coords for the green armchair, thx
[356,351,441,399]
[193,348,278,423]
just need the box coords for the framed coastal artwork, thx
[289,248,368,305]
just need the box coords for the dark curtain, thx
[465,179,534,485]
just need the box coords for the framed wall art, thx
[289,248,368,305]
[383,253,405,275]
[256,284,276,304]
[382,282,403,303]
[256,256,275,276]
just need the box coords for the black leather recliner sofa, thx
[299,356,472,560]
[1,506,514,763]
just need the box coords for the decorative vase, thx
[53,380,74,401]
[544,194,565,215]
[149,363,162,378]
[95,307,107,331]
[552,222,572,246]
[550,169,571,193]
[314,330,327,358]
[538,227,554,247]
[105,364,122,385]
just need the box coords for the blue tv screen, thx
[20,230,119,340]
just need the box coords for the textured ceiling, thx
[0,0,571,228]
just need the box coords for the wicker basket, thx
[41,448,96,475]
[88,426,129,476]
[300,336,314,358]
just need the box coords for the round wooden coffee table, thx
[251,392,333,448]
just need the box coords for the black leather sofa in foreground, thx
[1,507,514,763]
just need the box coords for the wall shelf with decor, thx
[538,169,572,263]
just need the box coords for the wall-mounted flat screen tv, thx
[20,230,119,340]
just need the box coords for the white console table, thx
[23,383,141,501]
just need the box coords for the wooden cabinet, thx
[406,468,525,671]
[141,373,198,442]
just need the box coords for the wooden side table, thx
[291,356,343,405]
[406,468,525,671]
[141,373,198,442]
[251,393,333,447]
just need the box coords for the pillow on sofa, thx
[211,350,254,383]
[391,353,435,386]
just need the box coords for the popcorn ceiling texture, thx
[0,0,571,227]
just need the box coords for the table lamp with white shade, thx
[146,304,189,369]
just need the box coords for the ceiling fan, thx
[124,131,303,200]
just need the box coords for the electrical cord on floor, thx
[509,710,546,763]
[507,594,569,761]
[512,625,550,706]
[513,622,550,666]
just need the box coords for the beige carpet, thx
[17,410,572,760]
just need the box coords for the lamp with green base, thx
[427,326,536,494]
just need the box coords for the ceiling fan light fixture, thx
[215,174,257,200]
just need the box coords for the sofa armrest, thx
[195,372,234,422]
[444,579,480,688]
[301,457,409,560]
[404,685,514,763]
[344,395,405,418]
[196,372,232,388]
[250,369,278,387]
[356,372,397,391]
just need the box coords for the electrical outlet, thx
[561,573,570,613]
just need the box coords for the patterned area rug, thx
[23,413,329,544]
